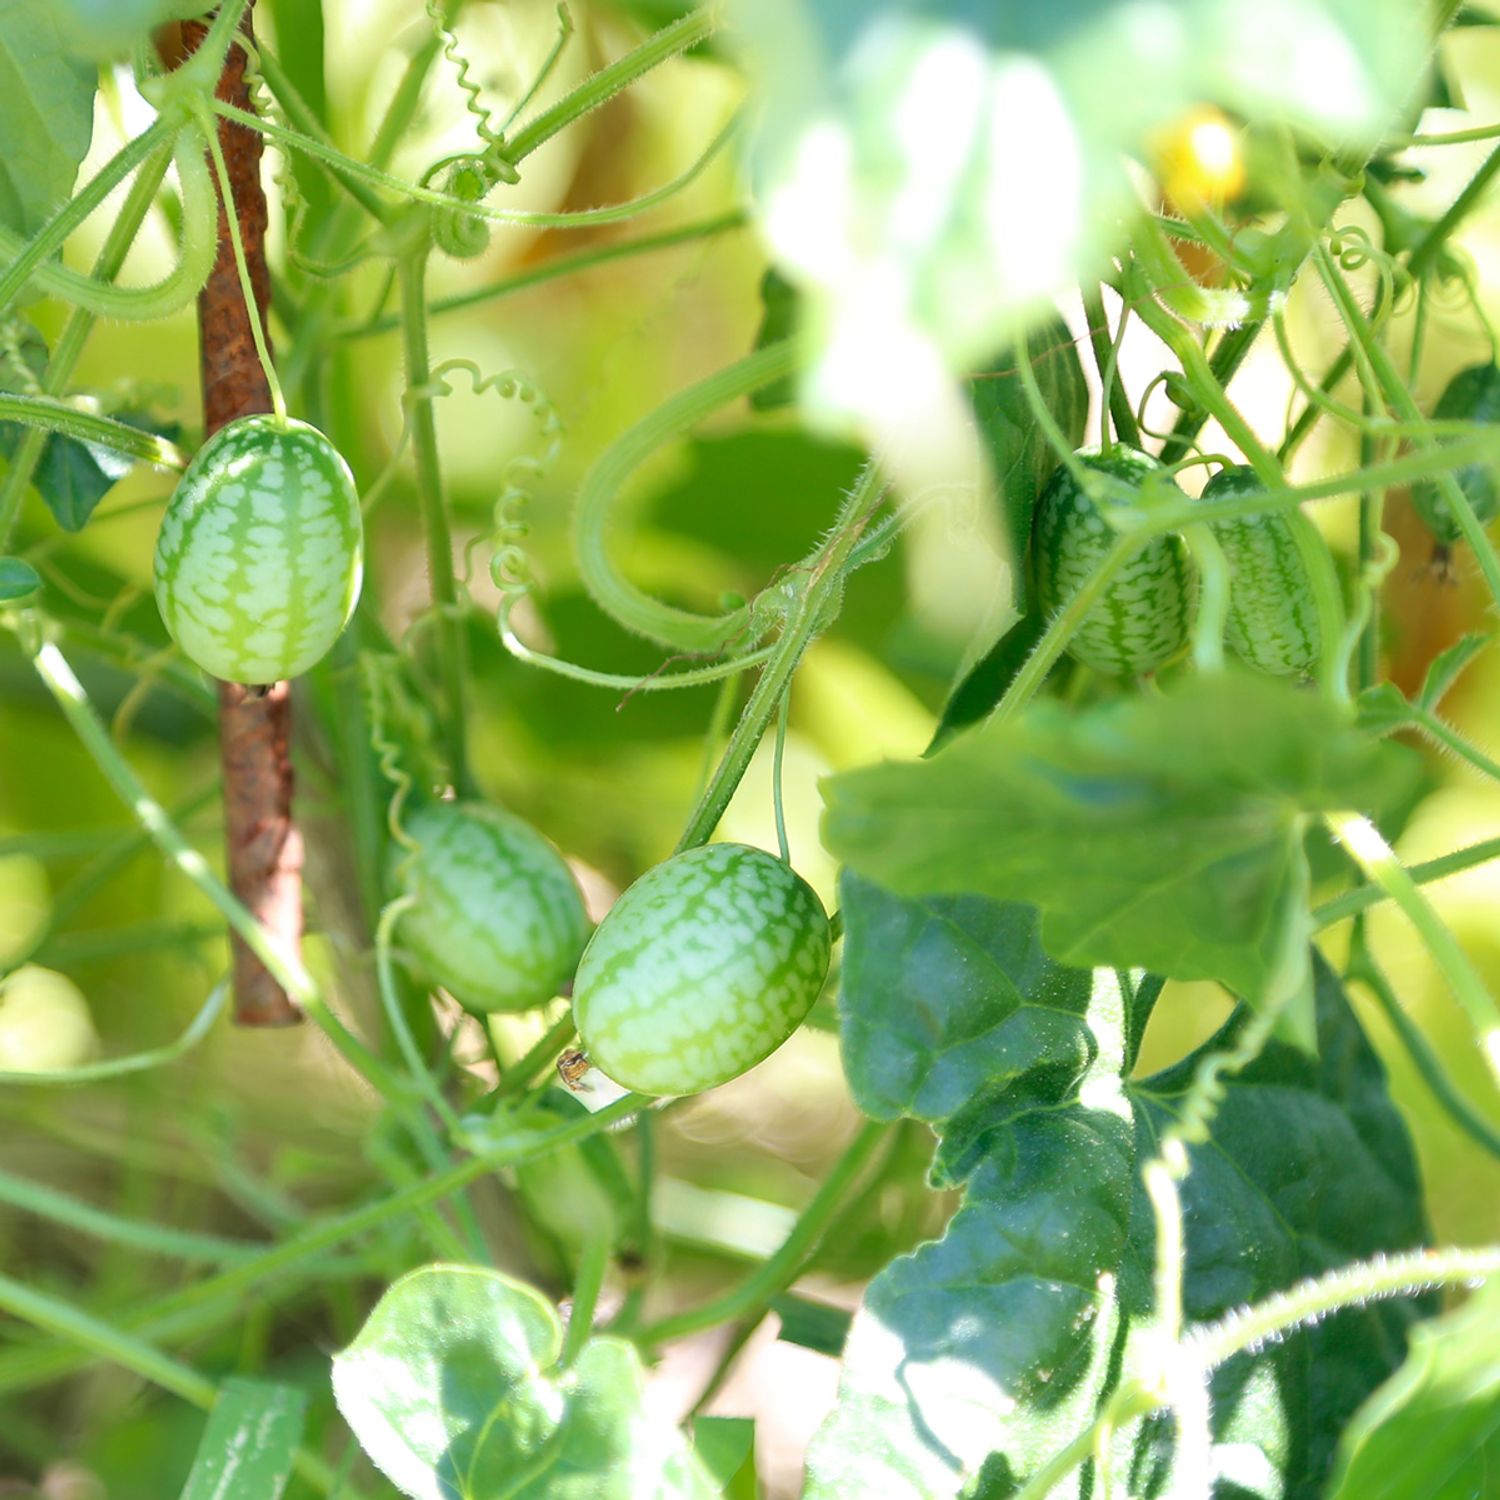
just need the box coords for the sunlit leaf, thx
[332,1265,716,1500]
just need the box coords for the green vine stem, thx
[0,125,217,324]
[575,339,805,653]
[0,140,177,550]
[1406,702,1500,783]
[632,1120,887,1348]
[1181,523,1228,672]
[0,1162,257,1265]
[0,393,187,470]
[1191,1245,1500,1371]
[562,1231,613,1367]
[674,462,886,851]
[1314,239,1500,607]
[214,98,738,231]
[1346,920,1500,1162]
[1314,834,1500,928]
[1124,263,1349,705]
[1327,810,1500,1089]
[342,210,746,340]
[505,6,723,165]
[1082,285,1140,448]
[26,634,401,1098]
[0,981,229,1087]
[398,248,471,791]
[0,116,170,315]
[0,1271,345,1494]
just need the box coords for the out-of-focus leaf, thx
[179,1378,306,1500]
[332,1265,716,1500]
[749,268,802,412]
[52,0,204,62]
[1324,1280,1500,1500]
[693,1415,758,1499]
[733,0,1427,441]
[0,7,96,232]
[825,672,1406,1005]
[0,557,40,602]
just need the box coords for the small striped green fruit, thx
[1203,465,1320,678]
[1033,447,1194,676]
[1411,362,1500,545]
[153,415,363,683]
[573,843,831,1097]
[392,800,590,1014]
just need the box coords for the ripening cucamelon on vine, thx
[1410,361,1500,547]
[572,842,832,1096]
[1202,464,1321,678]
[153,415,363,684]
[390,799,590,1014]
[1032,447,1196,676]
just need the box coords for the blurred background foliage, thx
[0,0,1497,1492]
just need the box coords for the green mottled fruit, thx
[154,415,363,683]
[573,843,831,1097]
[1203,465,1320,678]
[1033,447,1194,676]
[1411,363,1500,544]
[392,800,590,1014]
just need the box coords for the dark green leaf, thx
[825,673,1405,1004]
[811,881,1433,1498]
[1123,958,1434,1497]
[929,608,1051,753]
[807,886,1136,1498]
[1325,1280,1500,1500]
[179,1378,306,1500]
[749,268,802,411]
[332,1265,716,1499]
[772,1292,853,1356]
[0,7,96,234]
[969,315,1089,615]
[0,557,40,602]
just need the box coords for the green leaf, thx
[771,1292,853,1356]
[824,672,1405,1004]
[807,885,1135,1498]
[692,1415,758,1498]
[1415,632,1490,710]
[1357,681,1414,736]
[929,608,1052,753]
[0,557,40,602]
[810,880,1433,1497]
[52,1,204,62]
[1325,1280,1500,1500]
[179,1377,306,1500]
[749,268,802,411]
[969,315,1089,615]
[332,1265,717,1500]
[0,7,96,235]
[1122,957,1434,1496]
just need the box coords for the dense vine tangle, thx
[0,127,218,322]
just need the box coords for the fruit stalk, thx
[184,6,303,1026]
